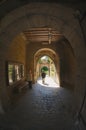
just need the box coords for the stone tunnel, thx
[0,1,86,129]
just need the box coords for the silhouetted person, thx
[41,72,46,84]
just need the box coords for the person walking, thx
[41,71,46,84]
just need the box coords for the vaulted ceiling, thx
[0,0,86,45]
[0,0,86,19]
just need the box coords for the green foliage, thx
[41,66,48,72]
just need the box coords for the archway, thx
[34,48,60,86]
[0,3,86,112]
[0,3,82,91]
[36,55,60,87]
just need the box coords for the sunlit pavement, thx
[37,75,60,88]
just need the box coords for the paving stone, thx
[0,77,81,130]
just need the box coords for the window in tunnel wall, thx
[6,61,24,86]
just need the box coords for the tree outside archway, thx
[41,66,49,72]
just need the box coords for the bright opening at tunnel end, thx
[37,75,60,88]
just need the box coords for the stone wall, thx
[0,34,26,112]
[75,15,86,125]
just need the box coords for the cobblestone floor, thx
[0,77,78,130]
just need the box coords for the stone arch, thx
[0,3,82,47]
[34,48,60,84]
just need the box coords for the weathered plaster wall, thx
[6,35,26,63]
[0,34,26,112]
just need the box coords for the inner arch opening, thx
[34,48,60,88]
[36,55,60,88]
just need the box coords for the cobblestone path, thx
[0,77,76,130]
